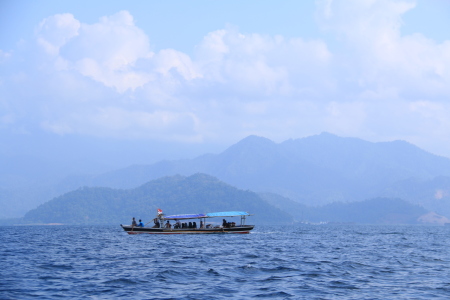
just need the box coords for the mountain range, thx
[20,174,436,225]
[85,133,450,216]
[3,132,450,220]
[23,174,292,225]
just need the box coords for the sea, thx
[1,224,450,299]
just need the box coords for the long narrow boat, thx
[121,210,254,234]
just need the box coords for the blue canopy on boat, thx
[206,211,249,218]
[163,214,207,220]
[162,211,250,220]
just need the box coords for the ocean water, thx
[1,224,450,299]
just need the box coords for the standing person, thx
[132,217,137,226]
[222,219,227,227]
[200,221,204,228]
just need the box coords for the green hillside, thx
[261,193,429,224]
[23,173,292,225]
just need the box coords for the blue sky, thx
[1,0,450,171]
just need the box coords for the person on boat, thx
[165,221,171,228]
[132,217,137,226]
[175,220,181,229]
[222,219,227,228]
[138,219,144,227]
[188,222,193,228]
[200,221,204,228]
[193,222,197,229]
[152,218,160,228]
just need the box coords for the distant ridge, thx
[4,132,450,220]
[23,174,292,225]
[19,173,436,226]
[85,133,450,211]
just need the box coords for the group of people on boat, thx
[160,219,204,229]
[131,217,144,227]
[222,219,236,228]
[132,217,235,229]
[172,221,200,229]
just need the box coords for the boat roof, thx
[163,213,207,220]
[206,211,250,218]
[163,211,250,220]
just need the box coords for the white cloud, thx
[68,11,150,70]
[153,49,201,80]
[36,13,80,55]
[194,27,332,97]
[2,3,449,156]
[58,11,154,92]
[35,11,203,94]
[317,0,450,100]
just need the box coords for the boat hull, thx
[121,225,254,234]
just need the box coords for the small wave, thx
[260,275,284,282]
[213,287,238,294]
[303,272,323,278]
[328,280,359,290]
[339,260,370,269]
[244,254,259,258]
[206,268,220,276]
[37,263,73,270]
[254,291,293,298]
[260,266,298,273]
[38,276,60,280]
[102,278,139,285]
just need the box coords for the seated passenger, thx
[132,217,137,226]
[193,222,197,229]
[188,222,193,228]
[152,218,160,228]
[200,221,204,228]
[222,219,227,227]
[138,219,144,227]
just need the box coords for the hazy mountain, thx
[4,132,450,219]
[23,174,292,225]
[381,176,450,217]
[16,173,434,226]
[87,133,450,209]
[260,193,432,224]
[304,198,429,225]
[18,174,434,225]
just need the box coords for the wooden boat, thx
[121,209,254,234]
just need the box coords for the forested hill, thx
[5,132,450,220]
[23,174,292,225]
[88,133,450,211]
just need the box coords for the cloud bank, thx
[1,0,450,155]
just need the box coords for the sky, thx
[1,0,450,174]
